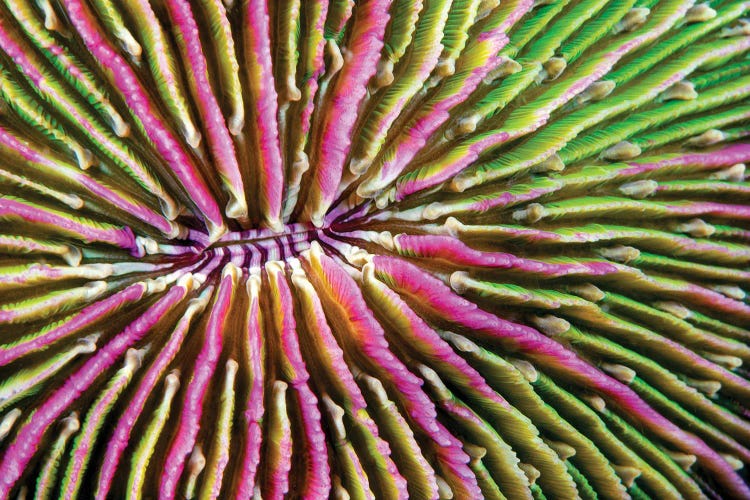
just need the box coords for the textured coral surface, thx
[0,0,749,498]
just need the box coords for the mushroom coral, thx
[0,0,749,498]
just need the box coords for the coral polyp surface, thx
[0,0,749,498]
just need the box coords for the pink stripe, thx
[295,260,407,493]
[394,133,509,200]
[342,444,374,498]
[96,262,222,497]
[0,284,188,497]
[165,0,245,216]
[308,0,391,217]
[63,362,132,498]
[394,234,619,276]
[463,183,569,214]
[0,125,57,167]
[296,261,416,490]
[0,128,151,232]
[98,317,190,496]
[676,282,750,324]
[160,271,235,498]
[0,263,66,286]
[352,1,447,175]
[0,283,145,366]
[667,201,750,219]
[244,0,284,227]
[375,30,509,187]
[458,223,750,263]
[368,274,520,414]
[297,1,329,140]
[61,0,224,234]
[75,174,174,236]
[236,279,265,498]
[274,274,331,498]
[453,1,697,191]
[0,19,155,192]
[313,252,477,495]
[0,236,67,257]
[373,255,750,498]
[622,144,750,176]
[0,198,135,250]
[299,279,369,409]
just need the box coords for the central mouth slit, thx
[212,223,321,248]
[197,223,327,265]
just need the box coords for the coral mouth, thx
[205,224,322,262]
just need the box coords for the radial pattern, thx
[0,0,750,498]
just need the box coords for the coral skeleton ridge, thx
[0,0,749,498]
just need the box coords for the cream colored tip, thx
[686,3,717,22]
[0,408,22,442]
[653,301,691,319]
[435,476,454,499]
[519,463,541,486]
[512,203,546,223]
[532,154,565,173]
[449,271,471,294]
[326,39,344,75]
[613,465,641,487]
[568,283,605,302]
[532,314,571,336]
[510,358,539,383]
[601,141,641,161]
[666,451,697,470]
[709,163,745,182]
[674,218,715,238]
[600,363,636,384]
[225,194,249,220]
[598,245,640,263]
[686,129,725,148]
[614,8,650,34]
[542,57,566,81]
[177,272,196,291]
[436,58,456,77]
[618,180,657,199]
[661,81,698,101]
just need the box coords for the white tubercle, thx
[653,301,692,319]
[660,81,697,101]
[510,359,539,383]
[76,333,100,354]
[135,236,159,256]
[264,260,285,276]
[222,262,242,282]
[177,272,196,291]
[449,271,471,294]
[84,280,108,299]
[601,141,641,161]
[0,408,22,442]
[614,8,650,33]
[618,180,658,199]
[685,3,717,22]
[709,163,745,181]
[709,284,746,300]
[686,129,725,147]
[62,246,83,267]
[513,203,546,223]
[345,242,374,268]
[674,218,715,238]
[185,286,215,319]
[531,315,571,336]
[598,245,640,263]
